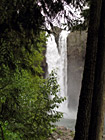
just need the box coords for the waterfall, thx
[46,30,71,119]
[46,30,86,129]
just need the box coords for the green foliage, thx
[0,18,64,139]
[0,0,44,35]
[0,30,47,74]
[0,21,64,139]
[0,0,73,139]
[70,131,75,138]
[0,68,65,140]
[0,0,86,33]
[0,121,21,140]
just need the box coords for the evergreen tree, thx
[0,29,65,139]
[0,0,72,139]
[74,0,105,140]
[88,0,105,139]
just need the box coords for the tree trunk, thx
[74,0,102,140]
[88,0,105,139]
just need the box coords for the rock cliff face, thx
[46,28,87,114]
[52,26,62,48]
[67,31,87,111]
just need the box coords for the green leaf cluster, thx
[0,67,64,140]
[0,0,66,139]
[0,13,64,140]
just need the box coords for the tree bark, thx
[88,0,105,139]
[74,0,102,140]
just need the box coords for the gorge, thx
[46,29,87,127]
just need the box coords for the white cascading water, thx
[46,30,71,118]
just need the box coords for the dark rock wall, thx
[45,29,87,112]
[52,26,62,50]
[67,31,87,111]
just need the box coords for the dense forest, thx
[0,0,105,140]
